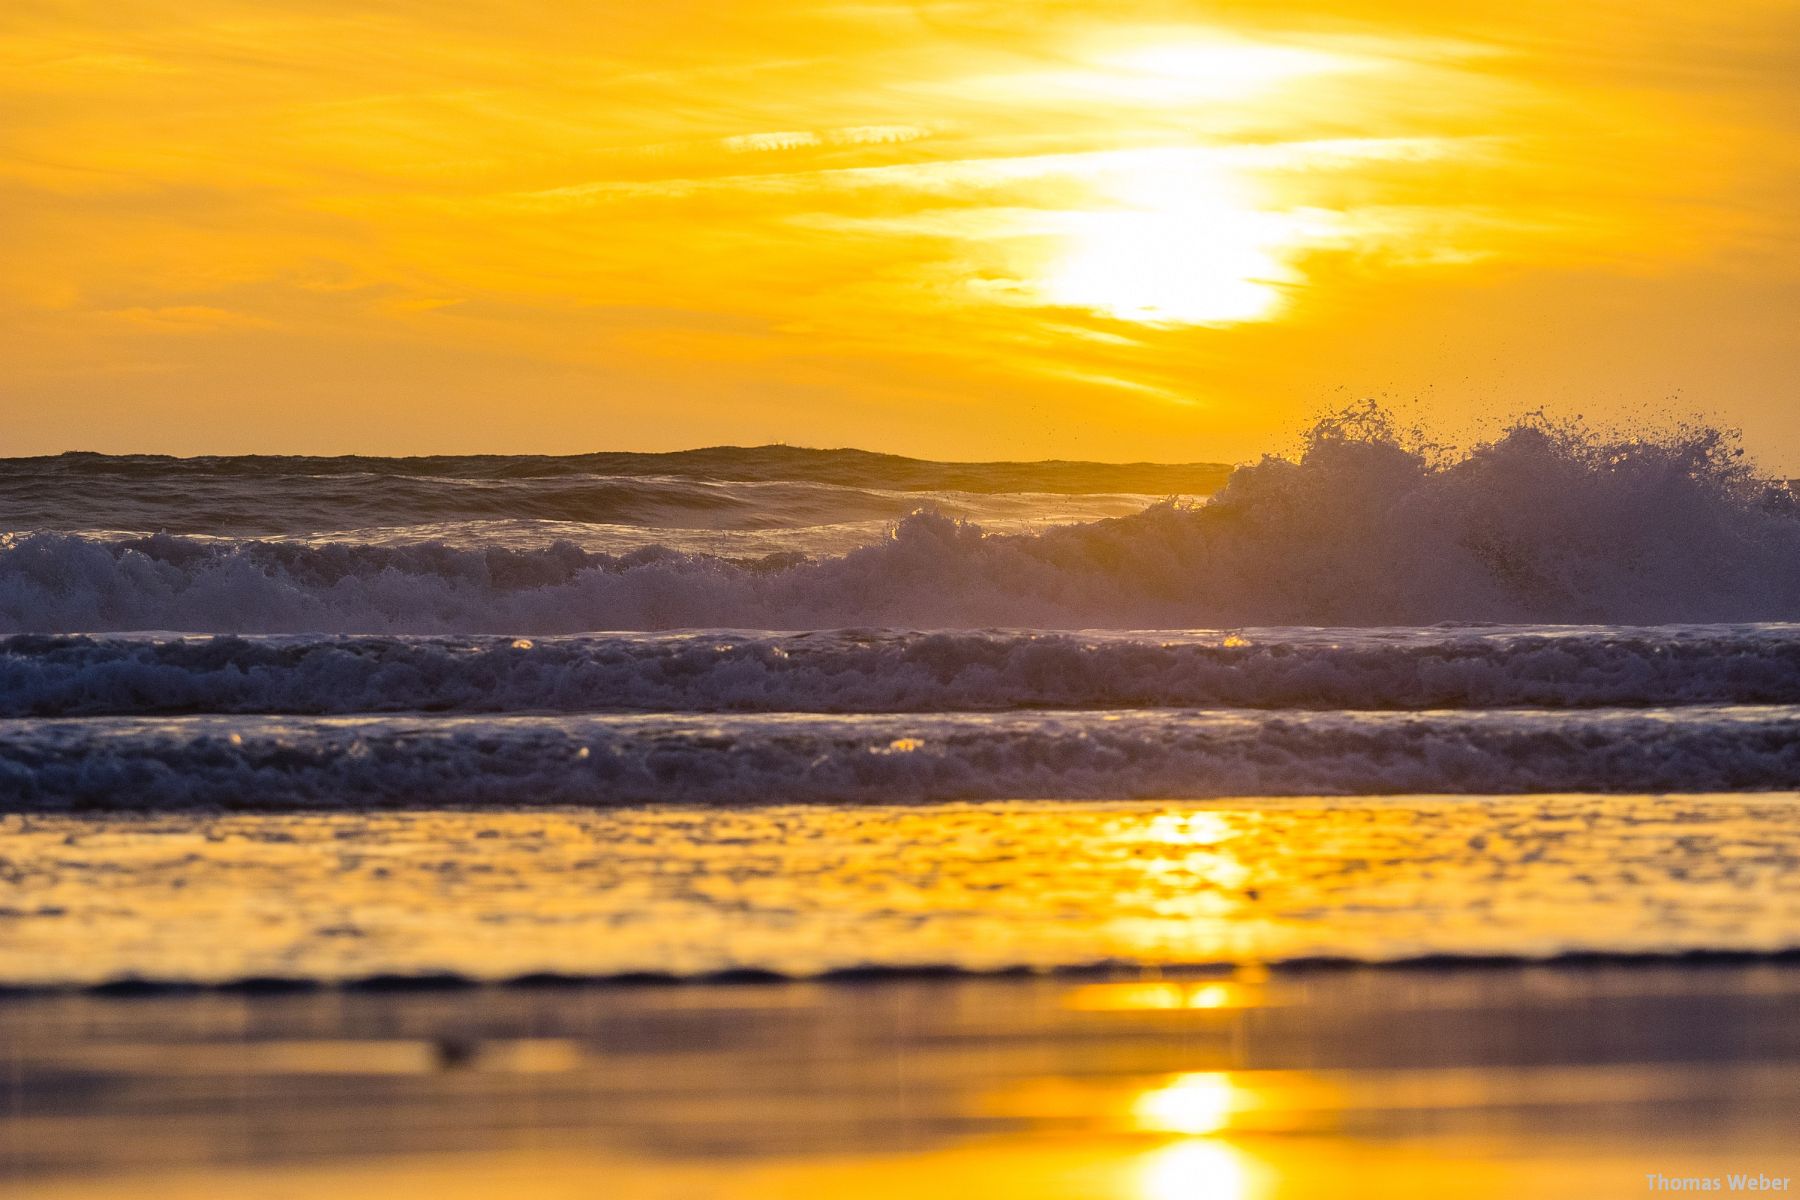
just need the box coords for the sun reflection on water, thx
[1138,1138,1255,1200]
[1134,1072,1241,1136]
[1066,980,1252,1011]
[1142,812,1239,847]
[1132,1072,1262,1199]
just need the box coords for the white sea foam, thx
[4,707,1798,809]
[4,626,1800,716]
[3,413,1794,633]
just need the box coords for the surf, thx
[2,408,1795,633]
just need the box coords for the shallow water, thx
[6,796,1800,987]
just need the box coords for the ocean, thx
[4,419,1800,828]
[5,419,1800,1197]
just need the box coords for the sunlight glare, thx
[1028,34,1368,327]
[1137,1139,1254,1200]
[1134,1072,1241,1135]
[1066,981,1248,1011]
[1144,812,1238,847]
[1042,150,1328,326]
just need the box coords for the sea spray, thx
[2,408,1795,633]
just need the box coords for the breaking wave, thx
[6,706,1800,809]
[6,626,1800,716]
[3,409,1796,632]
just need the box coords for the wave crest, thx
[6,627,1800,715]
[4,409,1796,633]
[6,708,1800,809]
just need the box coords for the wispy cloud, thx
[0,0,1794,461]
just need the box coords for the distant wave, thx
[0,473,1164,538]
[0,448,1228,536]
[6,627,1800,716]
[3,410,1797,632]
[10,444,1229,489]
[6,707,1799,809]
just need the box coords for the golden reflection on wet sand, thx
[1134,1072,1242,1135]
[6,969,1800,1199]
[1137,1140,1255,1200]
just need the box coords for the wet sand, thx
[5,966,1800,1198]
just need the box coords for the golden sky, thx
[3,0,1797,464]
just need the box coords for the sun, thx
[1043,152,1317,326]
[1030,39,1359,326]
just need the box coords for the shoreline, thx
[14,947,1800,1001]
